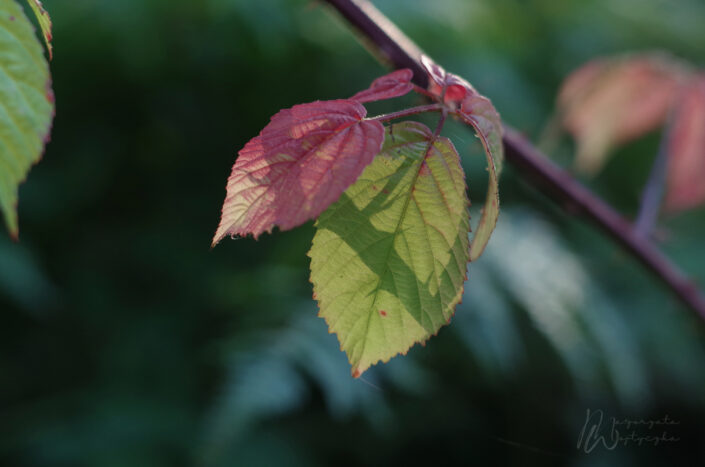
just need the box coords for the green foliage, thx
[310,122,470,375]
[0,0,53,237]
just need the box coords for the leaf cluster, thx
[213,58,504,375]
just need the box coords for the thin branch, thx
[370,103,443,122]
[412,84,437,100]
[325,0,429,87]
[322,0,705,322]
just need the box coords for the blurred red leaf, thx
[558,54,685,174]
[665,76,705,212]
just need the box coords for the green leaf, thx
[0,0,54,237]
[457,94,503,261]
[25,0,52,59]
[309,122,470,376]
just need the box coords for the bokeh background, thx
[2,0,705,465]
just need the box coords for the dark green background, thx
[1,0,704,465]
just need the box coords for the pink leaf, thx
[213,70,418,244]
[212,100,384,244]
[665,76,705,212]
[557,54,685,174]
[349,69,413,103]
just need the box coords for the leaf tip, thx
[2,205,20,241]
[350,68,414,104]
[211,225,226,248]
[8,223,19,242]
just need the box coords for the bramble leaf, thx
[421,56,503,260]
[213,70,413,244]
[0,0,54,237]
[557,54,684,174]
[665,75,705,212]
[26,0,52,59]
[309,122,470,377]
[212,100,384,244]
[350,68,413,103]
[458,96,502,261]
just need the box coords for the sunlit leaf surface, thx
[310,122,470,376]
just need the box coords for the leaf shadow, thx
[316,153,469,335]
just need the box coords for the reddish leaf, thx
[350,69,413,103]
[212,100,384,244]
[665,76,705,212]
[557,54,685,174]
[213,70,417,244]
[421,56,504,260]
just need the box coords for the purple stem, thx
[322,0,705,322]
[433,109,448,139]
[370,104,443,122]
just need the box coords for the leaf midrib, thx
[353,133,440,367]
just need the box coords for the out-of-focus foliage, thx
[556,53,684,174]
[553,52,705,214]
[1,0,705,466]
[666,75,705,212]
